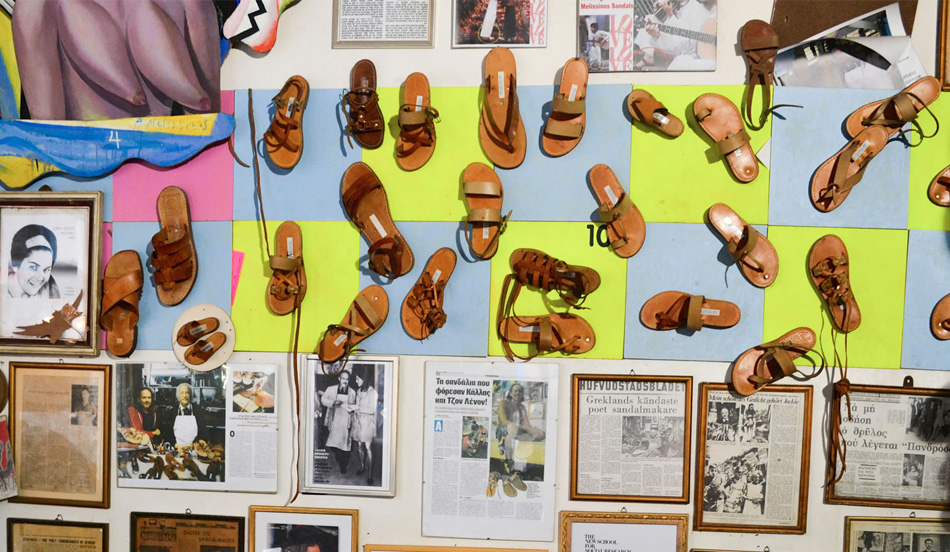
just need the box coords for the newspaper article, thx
[847,518,950,552]
[132,514,243,551]
[10,521,104,552]
[832,391,950,504]
[423,361,558,541]
[116,362,278,492]
[575,378,688,499]
[700,388,807,528]
[336,0,431,43]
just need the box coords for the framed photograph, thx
[694,383,812,534]
[452,0,547,48]
[939,0,948,90]
[249,506,357,552]
[0,191,102,355]
[8,518,108,552]
[570,374,692,503]
[844,516,950,552]
[302,355,397,497]
[331,0,433,48]
[827,380,950,510]
[9,361,110,508]
[131,512,244,551]
[559,511,688,552]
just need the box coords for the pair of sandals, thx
[176,317,227,366]
[486,470,527,498]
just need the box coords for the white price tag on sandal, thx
[369,214,387,238]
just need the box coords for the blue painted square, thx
[26,174,114,222]
[624,222,765,361]
[769,87,909,229]
[356,222,489,357]
[111,221,232,350]
[902,230,950,370]
[498,84,632,222]
[232,89,354,222]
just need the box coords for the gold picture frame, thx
[939,0,949,90]
[570,374,692,503]
[9,361,110,508]
[844,516,950,552]
[8,518,108,552]
[560,511,688,552]
[130,512,244,551]
[250,506,358,552]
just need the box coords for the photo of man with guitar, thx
[632,0,717,71]
[579,17,612,71]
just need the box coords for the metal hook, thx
[764,547,770,552]
[910,511,916,518]
[620,506,627,513]
[903,375,914,388]
[185,508,192,515]
[629,369,636,376]
[55,514,63,521]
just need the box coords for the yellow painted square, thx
[908,95,950,231]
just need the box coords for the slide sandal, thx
[588,163,645,258]
[184,332,227,366]
[928,164,950,207]
[542,57,588,157]
[640,291,741,331]
[342,162,415,279]
[498,312,596,361]
[808,234,861,333]
[318,285,390,364]
[731,327,821,396]
[479,47,526,169]
[706,203,778,287]
[264,75,309,170]
[626,88,683,137]
[396,72,439,171]
[931,293,950,340]
[809,125,888,212]
[176,317,219,346]
[267,221,307,315]
[462,162,511,260]
[693,93,758,183]
[344,59,384,149]
[149,186,197,306]
[100,250,143,357]
[401,247,457,340]
[844,76,942,140]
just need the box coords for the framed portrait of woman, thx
[0,191,103,355]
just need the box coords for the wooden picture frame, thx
[10,361,110,508]
[844,516,950,552]
[131,512,244,551]
[8,518,108,552]
[0,191,102,355]
[693,383,812,535]
[367,546,542,552]
[826,379,950,510]
[559,511,688,552]
[249,506,358,552]
[939,0,949,90]
[570,374,692,503]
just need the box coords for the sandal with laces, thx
[507,248,600,308]
[318,285,389,365]
[844,76,941,142]
[397,72,439,171]
[264,75,309,170]
[343,59,384,150]
[809,234,861,333]
[740,20,779,131]
[401,247,457,340]
[731,327,824,396]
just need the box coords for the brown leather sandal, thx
[397,72,439,171]
[267,221,306,315]
[626,88,683,137]
[498,309,596,361]
[542,57,588,157]
[810,126,889,212]
[931,293,950,340]
[707,203,778,287]
[507,248,600,308]
[184,332,227,365]
[640,291,741,331]
[100,250,143,356]
[479,47,526,169]
[264,75,309,169]
[341,162,415,279]
[318,285,389,365]
[401,247,457,340]
[588,163,645,258]
[740,20,779,131]
[14,292,84,343]
[928,164,950,207]
[731,327,824,396]
[176,317,219,346]
[844,76,941,141]
[462,162,511,260]
[693,93,759,183]
[343,59,384,150]
[808,234,861,333]
[149,186,197,306]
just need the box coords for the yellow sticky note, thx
[908,95,950,231]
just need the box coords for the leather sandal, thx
[341,162,415,279]
[479,47,526,169]
[706,203,778,287]
[462,162,511,260]
[100,250,143,357]
[176,317,219,346]
[14,292,84,343]
[149,186,197,306]
[542,57,588,157]
[264,75,309,170]
[844,76,941,142]
[740,20,779,131]
[343,59,384,149]
[928,164,950,207]
[810,126,889,212]
[184,332,227,366]
[640,291,741,331]
[508,247,600,308]
[626,88,683,137]
[588,163,645,258]
[731,327,824,396]
[693,93,759,183]
[397,72,439,171]
[401,247,457,340]
[318,284,390,364]
[931,293,950,340]
[808,234,861,333]
[267,221,306,315]
[498,310,596,361]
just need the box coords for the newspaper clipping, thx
[847,517,950,552]
[700,387,807,529]
[574,377,689,500]
[832,391,950,506]
[335,0,431,44]
[423,361,558,541]
[132,513,243,551]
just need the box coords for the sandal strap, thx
[551,94,585,115]
[407,273,448,334]
[343,88,382,147]
[747,338,825,386]
[190,337,219,362]
[368,235,407,279]
[482,72,520,153]
[149,228,194,286]
[465,209,511,260]
[101,270,143,325]
[630,94,669,128]
[511,250,591,307]
[656,294,704,331]
[342,172,382,221]
[597,191,633,248]
[743,33,779,131]
[544,118,584,138]
[464,179,502,197]
[263,108,302,152]
[715,129,751,156]
[726,225,765,272]
[269,254,301,272]
[810,254,848,278]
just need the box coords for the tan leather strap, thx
[464,179,502,197]
[630,94,667,128]
[368,235,406,279]
[100,271,143,331]
[716,129,751,156]
[482,72,520,153]
[552,94,585,115]
[544,118,583,138]
[726,225,765,272]
[343,87,382,148]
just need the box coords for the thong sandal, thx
[267,221,307,315]
[100,250,143,357]
[626,88,683,137]
[343,59,384,150]
[401,247,457,340]
[342,162,415,279]
[149,186,197,306]
[809,125,889,212]
[808,234,861,333]
[706,203,778,287]
[462,162,511,260]
[508,247,600,308]
[693,93,759,183]
[397,72,439,171]
[931,293,950,340]
[588,163,645,258]
[740,20,779,131]
[640,291,741,331]
[479,47,527,169]
[176,317,219,346]
[928,164,950,207]
[731,327,823,396]
[542,57,588,157]
[264,75,309,170]
[844,76,941,141]
[318,284,390,364]
[184,332,227,366]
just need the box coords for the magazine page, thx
[453,0,547,48]
[335,0,431,43]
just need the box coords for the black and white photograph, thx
[702,446,767,515]
[631,0,717,71]
[250,507,357,552]
[738,403,770,443]
[461,416,489,459]
[706,401,738,442]
[884,532,907,552]
[916,534,946,552]
[903,454,925,487]
[491,379,547,483]
[304,355,397,497]
[621,415,685,458]
[578,16,611,72]
[265,523,338,552]
[907,397,950,441]
[848,518,950,552]
[453,0,545,47]
[232,368,276,414]
[70,384,98,426]
[855,531,886,552]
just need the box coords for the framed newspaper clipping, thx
[130,512,244,551]
[332,0,433,48]
[827,379,950,510]
[249,507,357,552]
[8,518,108,552]
[559,511,688,552]
[694,383,812,534]
[844,516,950,552]
[570,374,691,503]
